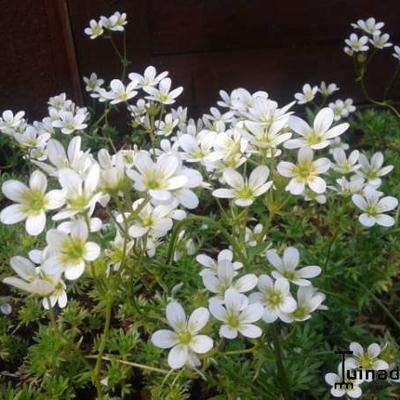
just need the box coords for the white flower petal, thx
[151,329,178,349]
[0,204,26,224]
[188,307,209,333]
[238,323,262,338]
[2,180,28,202]
[168,344,188,369]
[166,302,186,331]
[85,242,101,261]
[25,213,46,236]
[220,324,238,339]
[189,335,213,353]
[65,262,85,280]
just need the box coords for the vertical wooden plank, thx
[44,0,83,104]
[0,0,81,118]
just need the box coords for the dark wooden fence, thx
[1,0,399,119]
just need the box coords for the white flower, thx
[294,84,318,104]
[212,166,273,207]
[54,164,103,220]
[243,97,293,126]
[48,93,70,110]
[285,108,349,150]
[144,78,183,105]
[128,66,168,90]
[319,81,339,96]
[285,285,326,322]
[242,120,292,157]
[100,11,127,32]
[344,98,356,115]
[97,149,129,192]
[346,342,389,382]
[83,73,104,93]
[352,189,398,227]
[178,132,221,163]
[126,199,175,238]
[13,126,50,160]
[33,137,93,177]
[41,275,67,309]
[84,19,104,39]
[370,33,392,49]
[0,110,25,135]
[52,110,88,134]
[0,303,12,315]
[104,231,134,272]
[209,288,264,339]
[151,302,213,369]
[245,223,265,247]
[196,249,242,276]
[127,152,188,203]
[277,147,331,195]
[45,220,100,280]
[202,260,257,301]
[345,34,369,52]
[393,45,400,60]
[2,256,54,296]
[156,113,180,136]
[332,176,365,196]
[351,17,384,36]
[325,364,363,398]
[101,79,138,104]
[249,275,297,323]
[212,129,248,169]
[0,170,65,236]
[267,247,321,286]
[343,46,354,56]
[356,152,393,186]
[329,99,356,121]
[3,254,67,309]
[332,149,360,174]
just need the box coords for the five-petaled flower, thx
[151,302,213,369]
[0,170,65,236]
[277,147,331,195]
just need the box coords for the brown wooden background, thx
[1,0,399,119]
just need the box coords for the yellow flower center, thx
[306,132,323,145]
[69,195,89,211]
[358,355,375,369]
[236,185,254,200]
[265,290,283,308]
[178,330,192,345]
[21,189,47,214]
[59,238,86,265]
[226,313,240,328]
[292,160,316,181]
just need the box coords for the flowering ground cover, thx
[0,12,400,400]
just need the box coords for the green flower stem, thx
[271,325,292,400]
[92,299,113,400]
[356,282,400,331]
[87,354,170,375]
[356,71,400,119]
[47,298,57,329]
[384,62,400,100]
[222,345,257,356]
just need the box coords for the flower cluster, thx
[84,11,127,39]
[153,245,324,368]
[325,342,393,398]
[293,81,356,121]
[0,11,398,399]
